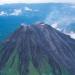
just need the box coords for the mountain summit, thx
[0,23,75,75]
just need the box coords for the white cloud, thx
[24,7,33,11]
[65,31,75,39]
[51,22,59,28]
[0,11,8,16]
[51,22,62,31]
[70,32,75,39]
[24,6,39,12]
[0,0,75,4]
[10,9,22,16]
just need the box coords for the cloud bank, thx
[0,7,39,16]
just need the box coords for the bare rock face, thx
[0,23,75,75]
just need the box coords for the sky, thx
[0,0,75,4]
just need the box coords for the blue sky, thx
[0,0,75,4]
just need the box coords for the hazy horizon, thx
[0,0,75,5]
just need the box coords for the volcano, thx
[0,23,75,75]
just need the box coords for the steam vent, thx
[0,23,75,75]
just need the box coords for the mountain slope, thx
[0,23,75,75]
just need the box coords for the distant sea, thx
[0,3,75,42]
